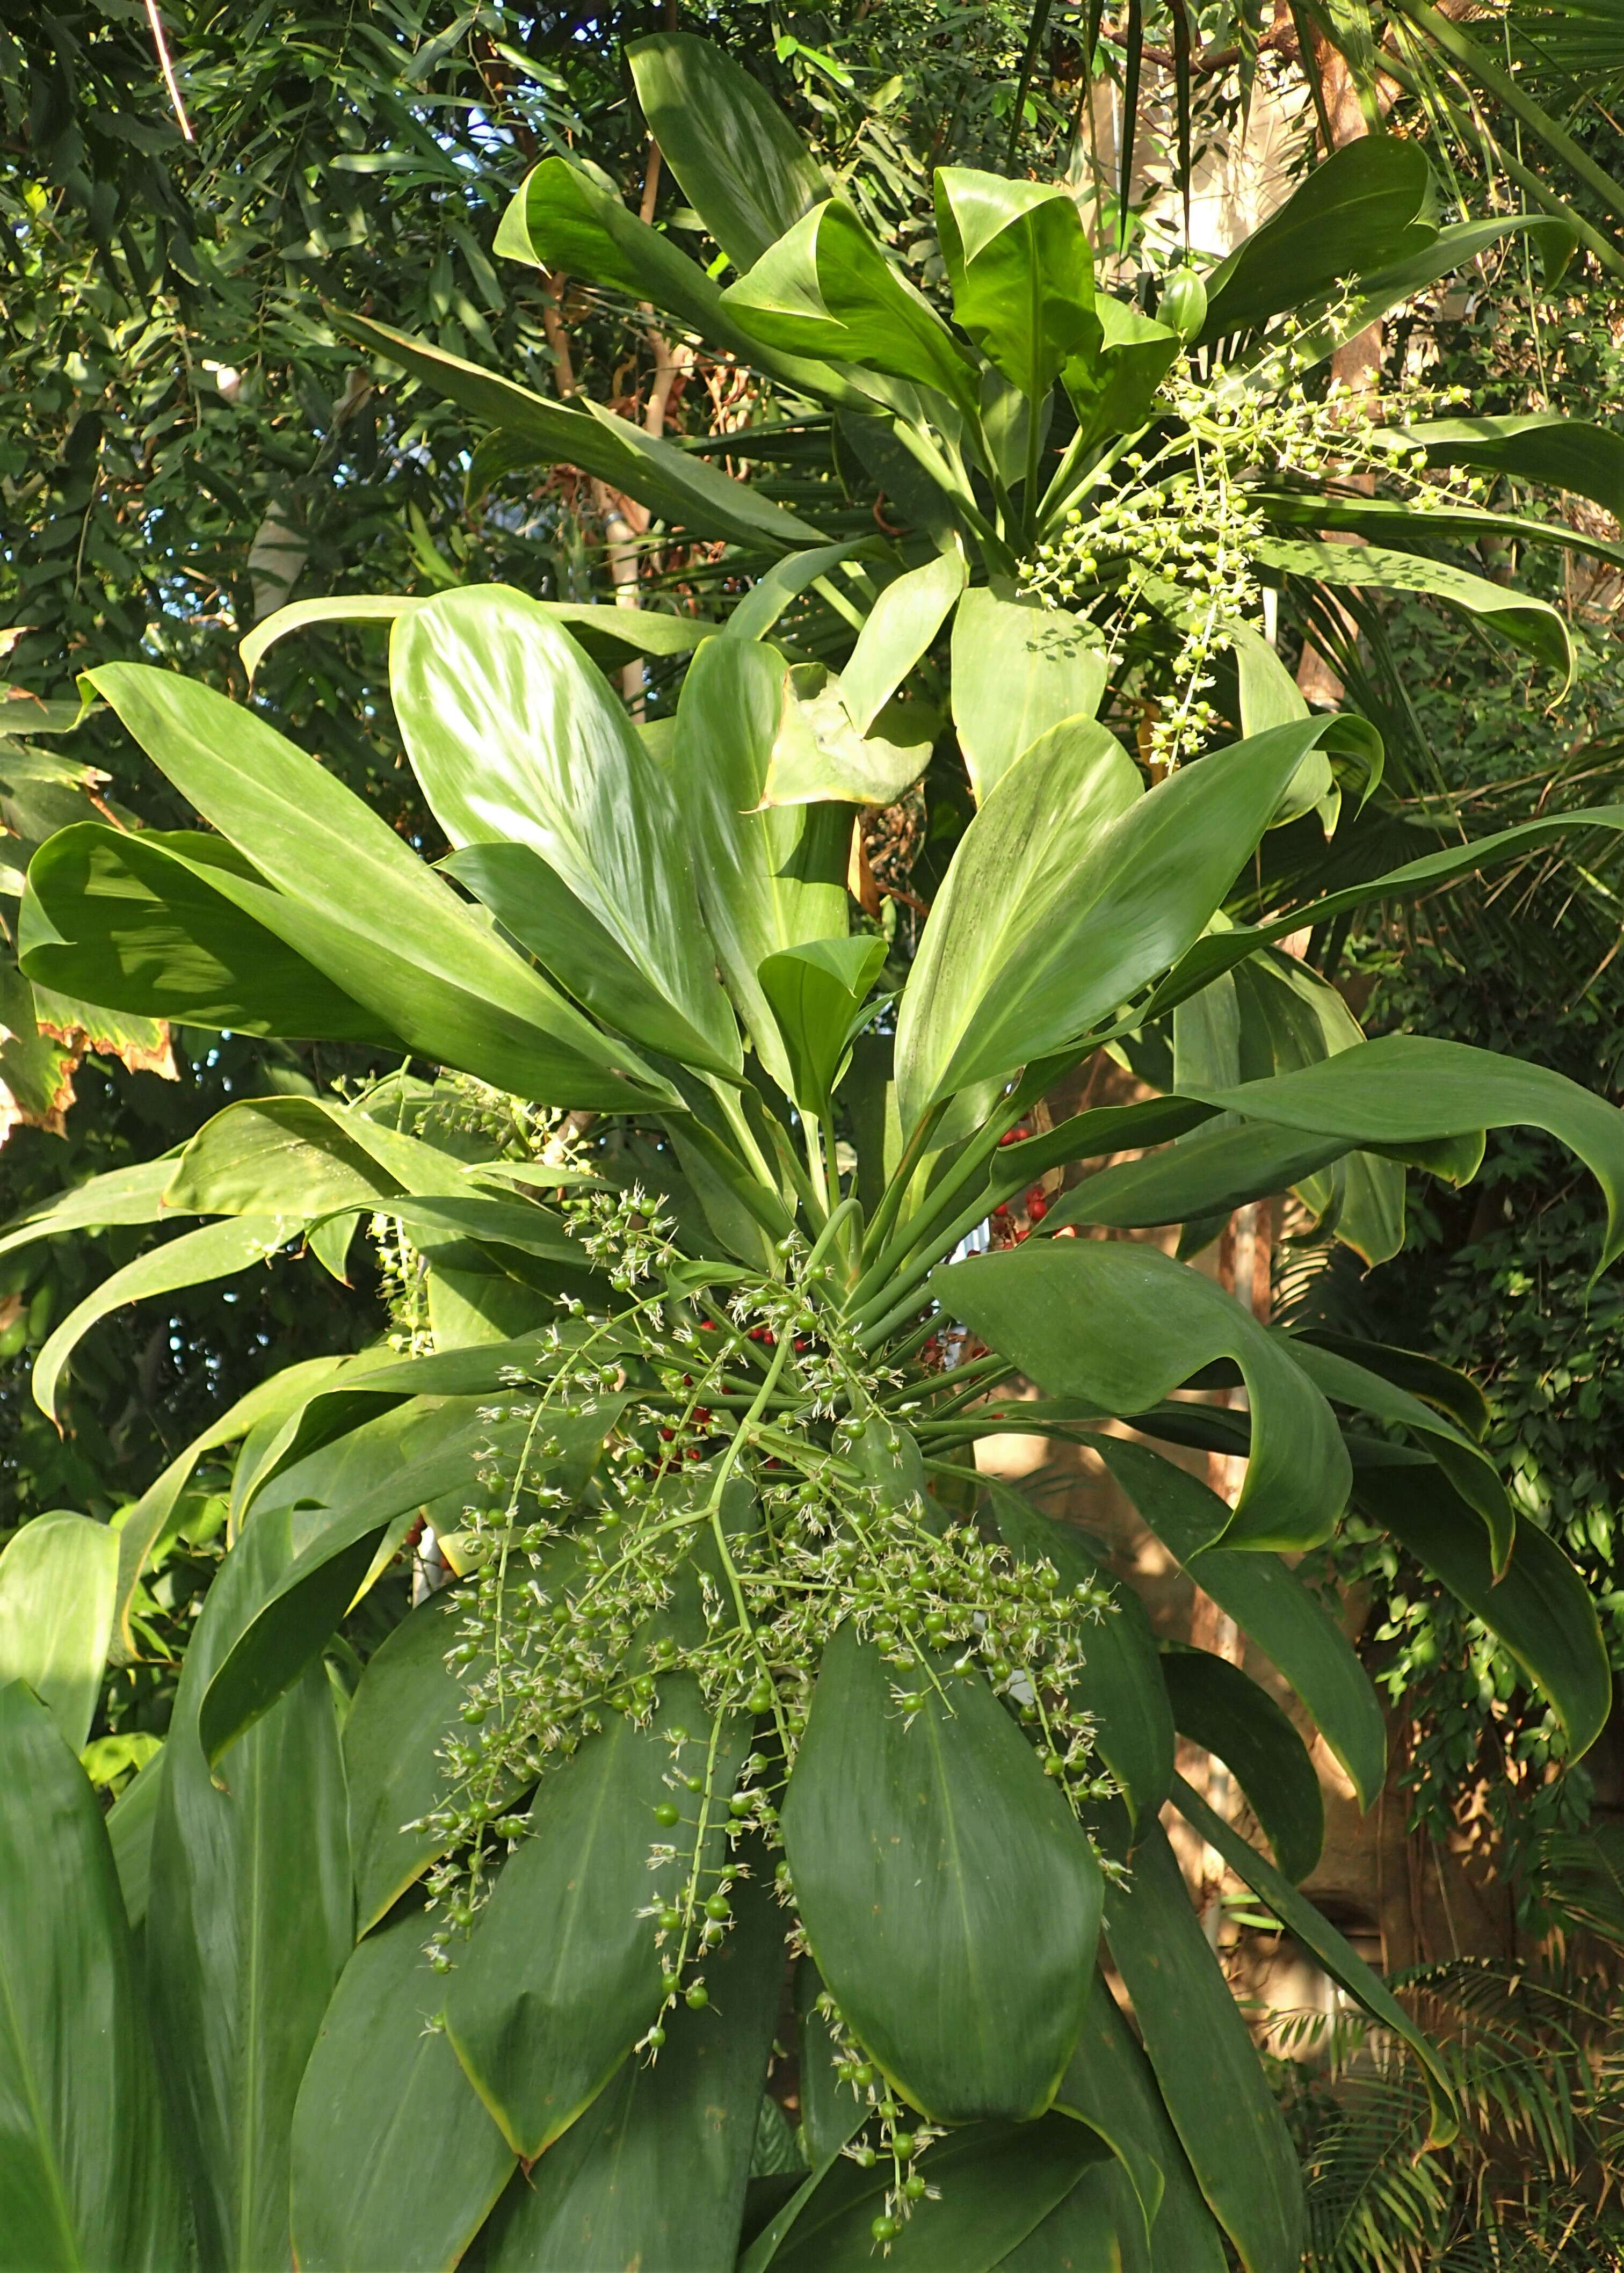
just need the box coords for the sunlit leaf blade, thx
[949,591,1107,807]
[670,637,849,1097]
[145,1508,352,2271]
[1170,1775,1458,2147]
[0,1681,191,2273]
[290,1915,514,2272]
[477,1856,783,2270]
[627,32,830,272]
[1398,413,1624,518]
[0,1512,118,1751]
[1354,1460,1612,1759]
[1160,1650,1324,1883]
[758,935,887,1115]
[1102,1816,1304,2273]
[935,171,1098,403]
[935,1241,1349,1553]
[391,587,740,1073]
[781,1625,1100,2125]
[1091,1439,1387,1809]
[838,550,966,735]
[1050,1119,1350,1234]
[445,1675,748,2158]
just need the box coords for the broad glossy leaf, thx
[950,591,1107,805]
[291,1915,514,2272]
[338,311,830,549]
[34,1215,286,1421]
[393,587,740,1073]
[21,823,401,1045]
[936,172,1097,402]
[627,32,829,272]
[1198,136,1435,342]
[1400,413,1624,519]
[726,540,880,642]
[763,673,933,808]
[758,935,887,1114]
[1184,1035,1624,1271]
[1171,1775,1456,2144]
[1281,214,1576,371]
[0,1156,173,1263]
[1092,1439,1386,1809]
[81,664,664,1109]
[723,200,980,416]
[1056,1980,1226,2270]
[1355,1461,1611,1759]
[839,550,966,734]
[0,1512,118,1750]
[781,1625,1100,2124]
[446,1677,748,2157]
[1255,488,1624,575]
[1052,1119,1349,1234]
[1061,298,1179,455]
[1303,1331,1489,1440]
[107,1748,165,1935]
[986,1484,1172,1828]
[146,1507,351,2271]
[167,1095,402,1229]
[0,1682,190,2273]
[1102,1817,1303,2273]
[200,1400,614,1762]
[1160,1651,1323,1882]
[444,841,738,1076]
[749,2119,1106,2273]
[896,717,1365,1133]
[670,638,848,1098]
[937,1241,1349,1553]
[478,1856,782,2270]
[1282,1335,1512,1574]
[1257,535,1573,688]
[241,588,716,686]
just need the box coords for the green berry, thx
[646,2025,666,2048]
[658,1907,682,1931]
[654,1802,680,1827]
[904,2173,926,2199]
[728,1793,753,1818]
[685,1982,709,2010]
[890,2131,915,2158]
[871,2214,899,2241]
[705,1893,731,1921]
[851,2063,874,2088]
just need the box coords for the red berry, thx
[659,1426,676,1441]
[1027,1194,1048,1222]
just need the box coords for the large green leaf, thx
[986,1483,1173,1829]
[1281,214,1577,371]
[290,1914,514,2272]
[145,1507,352,2272]
[20,824,402,1046]
[1354,1459,1612,1759]
[445,1674,748,2158]
[762,672,934,809]
[1256,535,1574,688]
[1092,1439,1387,1809]
[1183,1035,1624,1272]
[1051,1119,1350,1236]
[722,199,980,417]
[1055,1981,1226,2271]
[936,1241,1349,1553]
[1400,415,1624,520]
[1198,136,1436,341]
[392,586,740,1073]
[949,592,1106,806]
[240,590,719,685]
[33,1215,287,1422]
[781,1625,1100,2125]
[1171,1775,1456,2145]
[1060,297,1180,459]
[0,1682,190,2273]
[838,550,966,735]
[749,2119,1106,2273]
[198,1400,613,1763]
[0,1156,175,1264]
[79,664,665,1109]
[477,1856,782,2270]
[1103,1816,1303,2273]
[758,935,887,1116]
[895,716,1367,1133]
[338,311,828,551]
[935,172,1097,403]
[1282,1334,1514,1574]
[1160,1650,1323,1883]
[627,33,829,273]
[0,1512,118,1751]
[669,637,849,1096]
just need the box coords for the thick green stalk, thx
[857,1099,947,1277]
